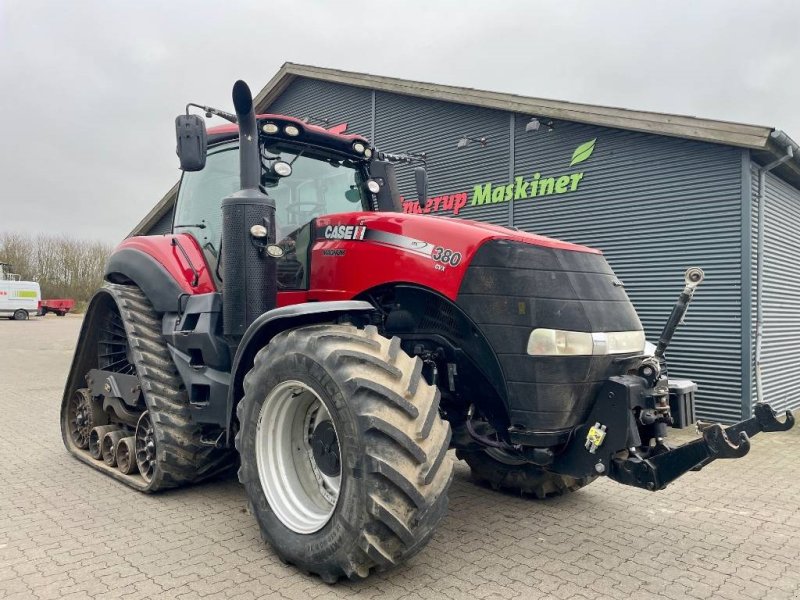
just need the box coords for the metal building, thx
[134,63,800,423]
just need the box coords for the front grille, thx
[456,239,642,433]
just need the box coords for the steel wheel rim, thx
[255,380,341,534]
[135,411,156,483]
[68,391,92,449]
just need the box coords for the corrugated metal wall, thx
[267,78,372,137]
[511,120,745,421]
[146,206,174,235]
[267,78,747,422]
[752,167,800,415]
[374,92,510,225]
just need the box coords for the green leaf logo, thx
[570,138,596,167]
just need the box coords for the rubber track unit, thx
[62,282,233,492]
[236,324,454,582]
[458,449,596,499]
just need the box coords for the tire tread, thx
[237,323,453,581]
[102,282,233,492]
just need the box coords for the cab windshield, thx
[174,143,367,256]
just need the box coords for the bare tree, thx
[0,232,112,310]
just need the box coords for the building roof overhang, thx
[130,62,800,236]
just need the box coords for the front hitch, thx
[608,403,794,491]
[541,269,794,492]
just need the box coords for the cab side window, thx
[173,145,239,257]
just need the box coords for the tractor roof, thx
[206,113,369,148]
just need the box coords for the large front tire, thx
[460,448,596,499]
[236,324,453,582]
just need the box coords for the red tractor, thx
[62,81,794,582]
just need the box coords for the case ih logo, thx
[402,139,596,216]
[323,224,367,240]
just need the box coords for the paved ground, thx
[1,315,799,600]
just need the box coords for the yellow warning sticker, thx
[587,426,606,448]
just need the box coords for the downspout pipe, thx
[755,134,794,405]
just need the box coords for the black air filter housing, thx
[456,239,642,434]
[221,190,276,338]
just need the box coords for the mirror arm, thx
[186,103,238,124]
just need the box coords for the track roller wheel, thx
[135,411,156,483]
[89,425,119,460]
[116,436,138,475]
[65,389,107,450]
[236,324,453,582]
[102,430,127,467]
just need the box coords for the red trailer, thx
[40,299,75,316]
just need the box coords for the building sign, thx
[402,138,596,216]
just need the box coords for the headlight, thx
[527,329,645,356]
[262,123,279,134]
[250,224,268,238]
[266,245,284,258]
[364,148,372,158]
[284,125,300,137]
[366,179,381,194]
[353,142,365,154]
[272,161,292,177]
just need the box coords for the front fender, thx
[225,300,376,442]
[105,248,186,314]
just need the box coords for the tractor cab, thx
[172,113,402,289]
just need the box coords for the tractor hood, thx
[309,210,641,435]
[310,211,600,302]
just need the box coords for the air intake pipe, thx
[221,80,277,339]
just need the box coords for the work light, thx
[272,161,292,177]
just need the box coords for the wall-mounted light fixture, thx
[456,135,489,149]
[525,117,554,133]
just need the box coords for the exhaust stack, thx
[221,80,277,338]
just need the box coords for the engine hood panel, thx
[308,212,600,301]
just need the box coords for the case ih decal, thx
[401,138,596,215]
[323,224,367,240]
[317,225,445,262]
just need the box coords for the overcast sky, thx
[1,0,798,243]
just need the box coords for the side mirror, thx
[414,166,428,204]
[175,114,207,171]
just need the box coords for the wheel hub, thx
[255,380,342,534]
[68,391,94,449]
[135,411,156,483]
[310,421,340,477]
